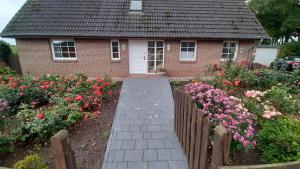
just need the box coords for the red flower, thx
[229,90,234,94]
[214,64,219,67]
[19,92,25,96]
[234,80,240,86]
[223,80,233,86]
[108,90,113,96]
[75,95,83,101]
[105,81,110,86]
[64,97,73,102]
[37,113,45,119]
[78,107,83,112]
[94,90,103,96]
[40,85,48,90]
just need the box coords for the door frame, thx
[128,39,148,74]
[146,40,165,74]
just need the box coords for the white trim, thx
[179,40,197,61]
[147,40,165,74]
[220,41,239,61]
[110,39,121,61]
[51,39,77,61]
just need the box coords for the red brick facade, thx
[16,38,255,77]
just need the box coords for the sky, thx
[0,0,27,45]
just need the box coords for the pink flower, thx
[234,80,240,86]
[75,95,83,101]
[94,90,103,96]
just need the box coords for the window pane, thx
[181,47,187,52]
[113,53,119,59]
[188,42,195,48]
[62,47,68,52]
[112,42,119,47]
[62,53,69,58]
[68,42,74,46]
[188,47,195,52]
[69,53,76,58]
[156,48,163,55]
[53,43,60,47]
[148,48,155,55]
[55,52,62,58]
[54,47,61,52]
[157,41,163,48]
[181,42,188,48]
[69,47,75,52]
[156,61,163,69]
[61,42,68,47]
[229,48,236,54]
[113,46,119,53]
[148,54,154,60]
[148,41,155,48]
[230,43,236,48]
[228,53,234,59]
[156,54,163,60]
[222,48,229,54]
[223,42,229,48]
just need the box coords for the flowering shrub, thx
[185,82,256,150]
[13,154,48,169]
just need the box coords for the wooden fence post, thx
[51,130,77,169]
[211,125,230,169]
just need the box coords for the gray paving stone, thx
[110,140,122,150]
[121,140,135,149]
[114,150,125,162]
[157,149,172,160]
[132,132,143,139]
[148,161,169,169]
[130,125,141,131]
[143,132,152,139]
[178,160,189,169]
[135,139,147,149]
[106,162,117,169]
[152,131,166,139]
[124,150,143,161]
[148,139,165,149]
[143,149,157,161]
[164,139,174,149]
[116,162,127,169]
[116,132,133,140]
[148,125,162,131]
[107,150,117,162]
[168,161,180,169]
[127,162,147,169]
[170,149,186,160]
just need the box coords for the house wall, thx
[16,38,129,77]
[164,40,255,77]
[16,38,255,77]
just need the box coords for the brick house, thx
[1,0,268,77]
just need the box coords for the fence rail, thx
[7,55,22,75]
[173,89,230,169]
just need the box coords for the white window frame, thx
[51,39,77,61]
[221,41,239,61]
[147,40,165,74]
[110,39,121,61]
[179,41,197,61]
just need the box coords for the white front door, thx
[129,40,148,74]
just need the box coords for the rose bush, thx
[185,82,256,150]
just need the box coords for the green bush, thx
[0,66,17,81]
[257,117,300,163]
[0,86,20,114]
[264,85,300,114]
[13,154,48,169]
[280,41,300,58]
[15,102,82,142]
[0,135,14,154]
[0,40,11,63]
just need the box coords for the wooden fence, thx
[173,89,231,169]
[6,55,22,75]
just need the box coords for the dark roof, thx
[1,0,269,39]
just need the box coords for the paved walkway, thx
[102,78,189,169]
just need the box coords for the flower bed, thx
[0,68,117,166]
[181,62,300,165]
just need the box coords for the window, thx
[111,40,120,60]
[180,41,197,61]
[148,41,164,73]
[130,0,142,11]
[51,40,77,60]
[221,41,238,60]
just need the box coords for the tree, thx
[248,0,300,44]
[0,40,11,63]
